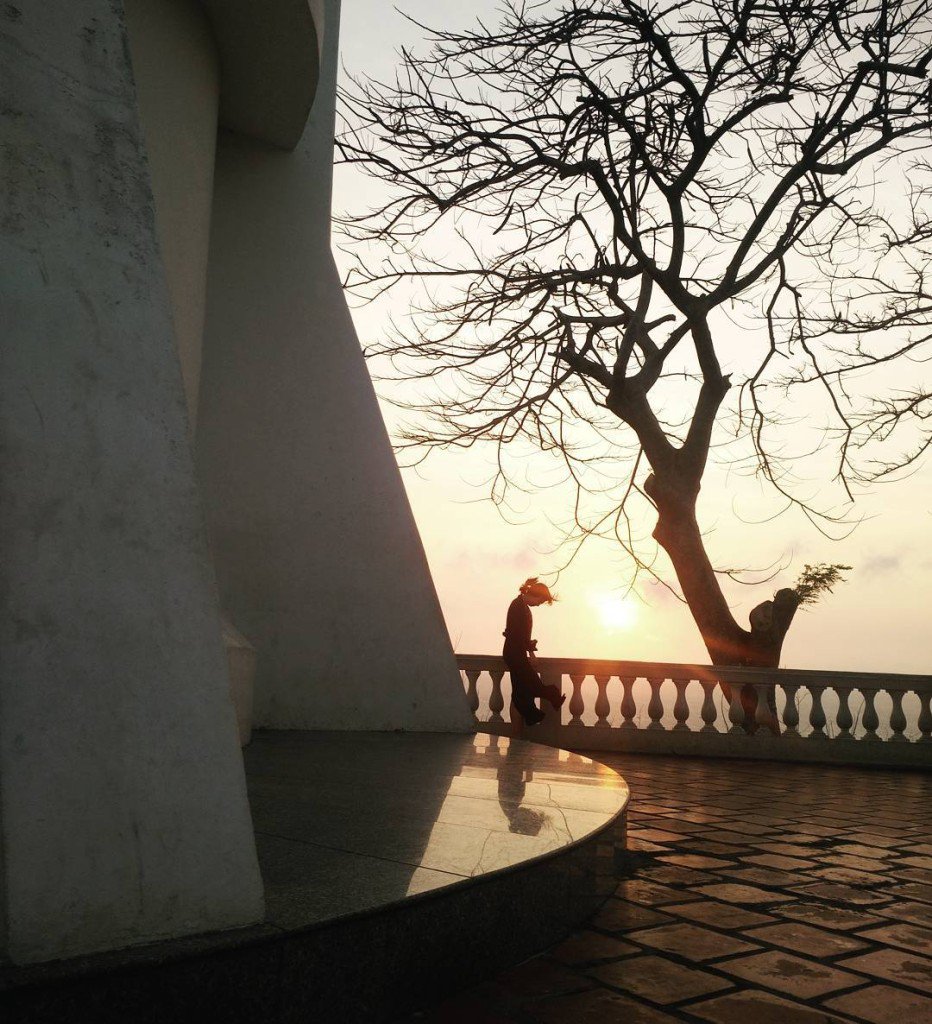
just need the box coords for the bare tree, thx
[337,0,932,669]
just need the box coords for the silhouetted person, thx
[502,578,565,727]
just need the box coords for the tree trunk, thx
[644,470,800,665]
[644,469,800,733]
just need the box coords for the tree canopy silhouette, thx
[338,0,932,667]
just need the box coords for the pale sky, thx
[333,0,932,674]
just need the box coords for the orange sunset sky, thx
[333,0,932,675]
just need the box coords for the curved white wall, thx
[196,0,474,732]
[124,0,219,427]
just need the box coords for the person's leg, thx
[509,667,544,725]
[526,667,564,710]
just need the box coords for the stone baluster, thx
[646,677,665,730]
[754,683,776,736]
[672,678,690,731]
[568,674,586,725]
[834,685,854,739]
[889,688,908,742]
[808,683,827,739]
[620,677,637,729]
[861,688,880,740]
[464,670,481,719]
[594,675,611,727]
[727,683,747,735]
[699,680,718,732]
[918,689,932,743]
[488,670,505,724]
[781,682,800,737]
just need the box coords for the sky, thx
[332,0,932,674]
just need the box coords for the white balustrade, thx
[457,655,931,768]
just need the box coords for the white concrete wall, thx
[196,0,474,732]
[123,0,219,427]
[0,1,263,963]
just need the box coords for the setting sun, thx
[592,592,638,631]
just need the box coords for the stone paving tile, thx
[663,899,777,930]
[892,866,932,884]
[650,818,708,834]
[402,752,931,1023]
[700,829,759,848]
[827,854,897,873]
[685,989,852,1023]
[745,851,818,869]
[743,921,869,957]
[659,853,734,870]
[615,879,703,906]
[589,953,733,1003]
[751,842,831,858]
[548,930,638,965]
[628,828,692,844]
[900,855,932,868]
[712,820,772,835]
[625,922,760,961]
[696,882,796,905]
[856,921,932,955]
[628,838,669,853]
[832,844,893,861]
[689,840,747,856]
[725,865,808,888]
[717,950,866,998]
[872,900,932,927]
[837,949,932,994]
[845,833,904,849]
[824,983,932,1023]
[809,866,891,887]
[775,902,888,931]
[639,865,714,885]
[789,882,894,907]
[590,899,674,932]
[886,882,932,904]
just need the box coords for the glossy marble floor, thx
[408,751,931,1024]
[0,731,630,1024]
[244,730,629,930]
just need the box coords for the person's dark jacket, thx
[503,597,534,662]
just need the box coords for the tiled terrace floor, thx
[407,752,931,1024]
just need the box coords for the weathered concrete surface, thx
[124,0,219,427]
[196,0,474,733]
[0,1,263,962]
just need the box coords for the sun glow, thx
[593,592,638,631]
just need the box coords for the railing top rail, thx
[456,654,932,690]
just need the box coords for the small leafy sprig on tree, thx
[793,564,853,606]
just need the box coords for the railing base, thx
[477,722,931,770]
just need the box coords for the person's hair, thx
[519,577,556,604]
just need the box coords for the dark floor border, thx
[1,812,626,1024]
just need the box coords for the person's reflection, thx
[497,761,546,836]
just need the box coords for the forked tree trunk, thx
[644,470,800,734]
[644,471,801,669]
